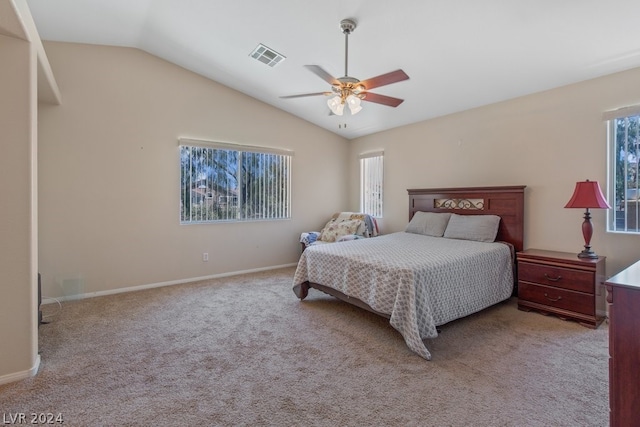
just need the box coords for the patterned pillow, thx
[319,219,363,243]
[405,212,452,237]
[443,214,501,242]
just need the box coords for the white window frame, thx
[359,151,384,218]
[179,138,293,223]
[604,105,640,234]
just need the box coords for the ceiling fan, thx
[280,18,409,116]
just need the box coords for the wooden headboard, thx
[407,186,526,252]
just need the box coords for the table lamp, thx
[564,180,611,259]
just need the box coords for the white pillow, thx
[405,212,452,237]
[443,214,500,242]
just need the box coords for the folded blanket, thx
[300,212,379,248]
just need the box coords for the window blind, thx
[360,151,384,218]
[179,138,292,223]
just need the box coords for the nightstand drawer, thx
[518,282,595,316]
[518,262,594,294]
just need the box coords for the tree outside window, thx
[180,141,291,223]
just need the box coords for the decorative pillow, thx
[332,212,369,236]
[405,212,452,237]
[319,219,363,243]
[443,214,501,242]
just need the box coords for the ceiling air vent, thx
[249,44,286,67]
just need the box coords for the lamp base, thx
[577,209,599,259]
[577,249,599,259]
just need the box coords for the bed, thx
[292,186,526,360]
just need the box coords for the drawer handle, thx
[544,293,562,302]
[544,273,562,282]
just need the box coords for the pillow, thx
[443,214,501,242]
[333,212,369,236]
[319,219,363,243]
[405,212,452,237]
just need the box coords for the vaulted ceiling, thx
[26,0,640,139]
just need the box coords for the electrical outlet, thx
[202,253,209,262]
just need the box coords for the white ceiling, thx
[25,0,640,140]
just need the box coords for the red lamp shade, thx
[564,180,611,209]
[564,180,610,259]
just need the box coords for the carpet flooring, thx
[0,267,609,426]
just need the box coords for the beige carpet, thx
[1,267,608,426]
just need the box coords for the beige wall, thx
[0,33,39,382]
[38,42,348,299]
[7,0,639,387]
[348,66,640,277]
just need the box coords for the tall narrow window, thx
[179,138,292,223]
[605,106,640,233]
[360,151,384,218]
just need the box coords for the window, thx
[179,138,292,223]
[606,106,640,233]
[360,151,384,218]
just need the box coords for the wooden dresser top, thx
[606,260,640,290]
[517,248,605,268]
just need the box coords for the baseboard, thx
[42,263,298,304]
[0,354,40,386]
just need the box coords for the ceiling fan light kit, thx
[281,18,409,117]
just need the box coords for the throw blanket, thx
[293,232,514,360]
[331,212,379,237]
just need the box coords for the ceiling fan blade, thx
[360,69,409,90]
[362,92,404,107]
[280,92,331,99]
[304,65,340,85]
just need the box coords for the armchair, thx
[300,212,379,252]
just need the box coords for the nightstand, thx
[516,249,605,328]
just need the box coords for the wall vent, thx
[249,44,286,67]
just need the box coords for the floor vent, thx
[249,44,285,67]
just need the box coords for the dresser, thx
[605,261,640,427]
[516,249,605,328]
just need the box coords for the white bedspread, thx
[292,232,514,360]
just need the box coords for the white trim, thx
[0,354,40,386]
[179,137,294,157]
[41,263,298,303]
[358,150,384,160]
[602,104,640,121]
